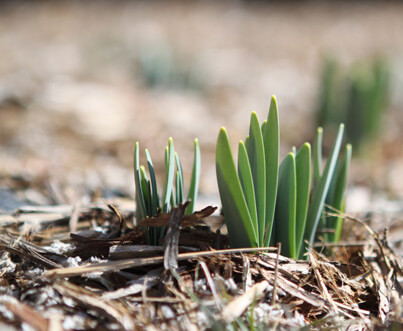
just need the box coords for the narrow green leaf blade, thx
[313,127,323,187]
[175,152,184,205]
[244,135,250,153]
[185,139,201,215]
[134,142,147,222]
[327,143,352,243]
[140,165,151,216]
[238,140,258,234]
[175,171,180,206]
[170,189,176,210]
[216,128,258,247]
[162,138,175,213]
[262,96,279,246]
[295,143,311,257]
[247,112,266,245]
[274,153,297,258]
[301,124,345,257]
[145,149,159,216]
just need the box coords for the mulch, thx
[0,200,401,330]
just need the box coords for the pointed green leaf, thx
[140,165,152,216]
[175,171,181,205]
[145,149,159,216]
[170,189,176,210]
[216,128,258,247]
[247,112,266,245]
[162,138,175,212]
[175,153,184,205]
[134,142,147,222]
[313,127,323,187]
[262,96,279,246]
[301,124,345,258]
[327,143,352,242]
[274,153,296,258]
[295,143,311,257]
[238,140,258,235]
[186,139,201,215]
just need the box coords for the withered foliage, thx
[0,201,401,330]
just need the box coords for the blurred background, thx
[0,0,402,213]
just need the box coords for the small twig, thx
[312,241,367,248]
[198,260,222,310]
[126,297,184,303]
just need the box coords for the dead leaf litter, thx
[0,200,401,330]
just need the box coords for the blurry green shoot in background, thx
[134,138,201,245]
[317,57,389,153]
[137,45,204,91]
[216,96,352,259]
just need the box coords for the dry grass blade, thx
[45,247,277,278]
[198,260,222,309]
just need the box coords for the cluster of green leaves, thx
[216,96,352,259]
[134,138,201,245]
[313,128,352,244]
[317,57,389,152]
